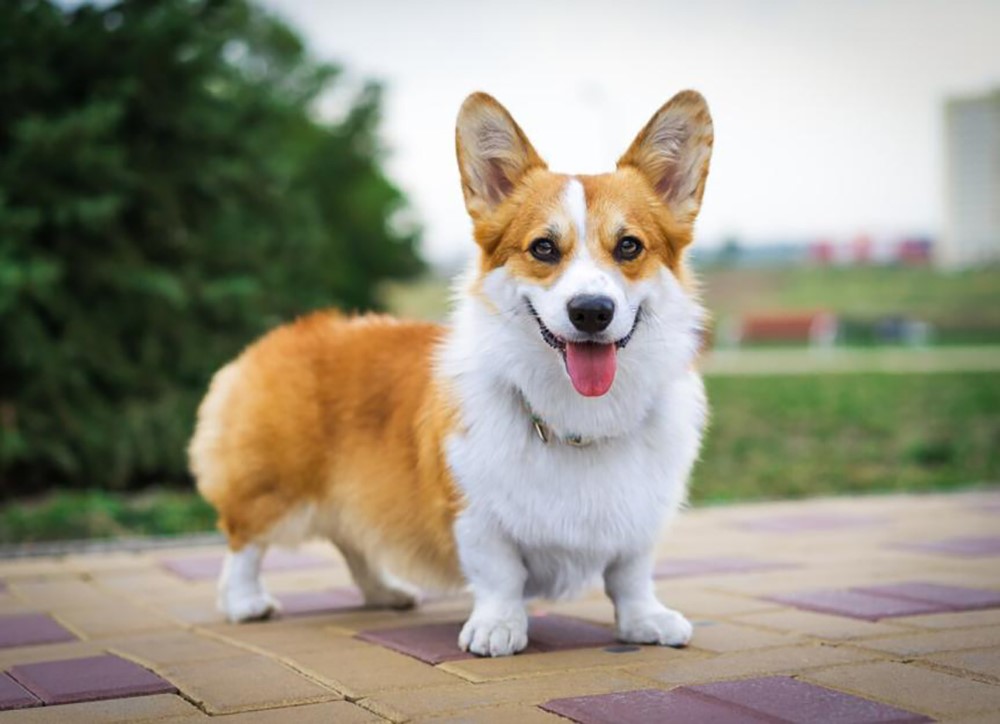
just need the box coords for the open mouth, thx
[526,301,641,398]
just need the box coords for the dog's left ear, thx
[618,90,714,224]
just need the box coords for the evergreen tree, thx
[0,0,424,495]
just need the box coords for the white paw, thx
[617,605,692,647]
[458,609,528,657]
[220,589,281,623]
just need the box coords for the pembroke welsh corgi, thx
[189,90,713,657]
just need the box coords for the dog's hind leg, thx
[339,544,417,610]
[218,542,281,623]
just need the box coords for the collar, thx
[518,391,596,447]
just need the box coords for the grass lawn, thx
[3,370,996,544]
[0,489,216,545]
[693,371,1000,503]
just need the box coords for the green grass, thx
[692,371,1000,503]
[0,489,216,545]
[3,371,997,544]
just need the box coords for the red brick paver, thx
[0,672,39,711]
[0,614,76,649]
[9,654,176,704]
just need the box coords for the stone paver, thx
[154,654,339,714]
[891,535,1000,557]
[160,550,333,580]
[0,614,76,649]
[8,654,176,704]
[768,582,1000,620]
[276,587,365,616]
[542,677,932,723]
[653,555,796,578]
[804,660,1000,717]
[357,615,618,664]
[0,693,199,722]
[0,672,39,711]
[0,490,997,720]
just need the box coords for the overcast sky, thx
[263,0,1000,264]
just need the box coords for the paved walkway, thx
[1,489,999,722]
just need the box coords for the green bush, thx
[0,0,424,496]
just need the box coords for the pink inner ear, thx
[650,119,692,199]
[486,158,514,204]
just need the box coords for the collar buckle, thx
[531,417,550,444]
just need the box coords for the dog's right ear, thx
[456,93,547,220]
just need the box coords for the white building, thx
[940,91,1000,268]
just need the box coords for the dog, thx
[188,89,713,657]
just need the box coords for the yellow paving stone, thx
[921,648,1000,684]
[109,629,250,665]
[0,638,107,668]
[852,625,1000,657]
[0,559,73,579]
[416,704,567,723]
[159,599,227,626]
[803,661,1000,717]
[0,693,201,722]
[733,608,917,641]
[360,670,652,721]
[706,565,939,597]
[10,578,115,610]
[685,620,803,652]
[439,643,706,682]
[214,701,384,723]
[659,586,786,618]
[157,654,341,714]
[320,609,468,635]
[53,601,178,638]
[0,597,37,615]
[895,609,1000,630]
[92,570,210,598]
[62,552,150,574]
[290,642,464,697]
[201,620,361,657]
[538,598,615,624]
[626,643,884,685]
[937,713,1000,724]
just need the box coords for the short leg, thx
[455,514,529,657]
[218,543,280,623]
[340,545,416,610]
[604,552,692,646]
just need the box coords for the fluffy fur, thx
[189,90,714,656]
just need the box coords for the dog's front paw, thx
[219,589,280,623]
[458,609,528,657]
[617,605,692,647]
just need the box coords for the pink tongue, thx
[565,342,617,397]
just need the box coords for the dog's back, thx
[189,310,463,584]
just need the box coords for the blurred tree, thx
[0,0,424,496]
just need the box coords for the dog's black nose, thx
[567,294,615,333]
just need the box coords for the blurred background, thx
[1,0,997,546]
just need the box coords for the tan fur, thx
[189,311,463,585]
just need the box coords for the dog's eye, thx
[529,238,560,263]
[614,236,644,262]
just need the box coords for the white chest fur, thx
[446,372,705,599]
[438,269,707,601]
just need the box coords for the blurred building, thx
[940,90,1000,268]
